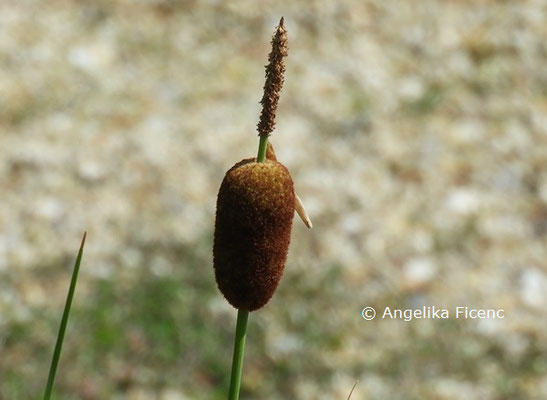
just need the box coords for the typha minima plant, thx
[213,17,312,400]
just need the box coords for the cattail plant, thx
[213,17,311,399]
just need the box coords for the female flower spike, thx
[213,156,295,311]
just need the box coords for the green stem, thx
[256,135,269,163]
[43,232,87,400]
[228,309,249,400]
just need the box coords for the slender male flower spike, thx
[257,17,288,139]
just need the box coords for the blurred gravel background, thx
[1,1,547,399]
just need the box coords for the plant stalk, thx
[228,309,249,400]
[256,135,269,163]
[43,232,87,400]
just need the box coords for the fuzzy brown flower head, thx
[213,158,295,311]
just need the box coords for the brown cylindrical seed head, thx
[213,158,295,311]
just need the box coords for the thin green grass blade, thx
[43,232,87,400]
[346,381,358,399]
